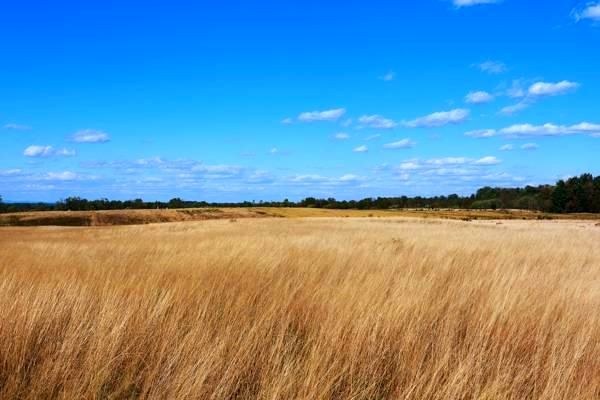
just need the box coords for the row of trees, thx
[2,174,600,214]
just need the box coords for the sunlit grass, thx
[0,218,599,399]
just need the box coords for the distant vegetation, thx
[2,173,600,214]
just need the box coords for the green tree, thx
[551,180,568,213]
[168,198,184,209]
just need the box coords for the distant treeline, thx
[2,173,600,214]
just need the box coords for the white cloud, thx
[392,156,503,183]
[339,174,360,182]
[465,91,494,104]
[467,122,600,139]
[358,115,398,129]
[505,80,527,98]
[334,132,350,140]
[427,157,471,166]
[298,108,346,122]
[499,144,514,151]
[191,164,243,178]
[383,139,416,149]
[398,162,421,171]
[291,174,328,183]
[500,100,531,115]
[23,145,76,158]
[498,80,579,116]
[23,145,54,157]
[245,170,274,184]
[572,3,600,22]
[521,143,539,150]
[528,80,580,96]
[570,122,600,133]
[340,118,353,127]
[44,171,79,181]
[404,109,470,128]
[501,123,579,137]
[56,148,77,157]
[353,145,368,153]
[380,71,395,81]
[72,129,110,143]
[366,134,381,141]
[134,157,166,167]
[290,174,362,185]
[476,61,507,74]
[0,169,24,177]
[465,129,497,138]
[281,117,293,125]
[454,0,501,7]
[4,123,31,131]
[474,156,501,165]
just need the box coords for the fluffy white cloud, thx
[501,123,581,137]
[567,122,600,133]
[23,145,54,157]
[474,156,501,165]
[521,143,539,150]
[358,115,398,129]
[427,157,471,166]
[290,174,362,185]
[281,117,293,125]
[499,80,579,115]
[500,100,531,115]
[392,156,503,183]
[0,169,25,177]
[4,123,31,131]
[572,3,600,21]
[383,139,416,149]
[398,161,421,171]
[454,0,500,7]
[44,171,79,181]
[499,144,514,151]
[298,108,346,122]
[191,164,243,177]
[353,145,368,153]
[334,132,350,140]
[23,145,76,158]
[465,129,497,138]
[72,129,110,143]
[56,148,77,157]
[466,122,600,138]
[528,80,580,96]
[404,109,470,128]
[476,61,507,74]
[338,174,360,182]
[465,91,494,104]
[291,174,328,183]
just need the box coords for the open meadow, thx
[0,216,599,399]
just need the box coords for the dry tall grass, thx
[0,218,599,399]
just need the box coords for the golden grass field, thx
[1,216,599,399]
[1,207,598,227]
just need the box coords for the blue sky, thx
[1,0,599,202]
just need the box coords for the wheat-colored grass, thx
[2,207,596,227]
[0,218,599,399]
